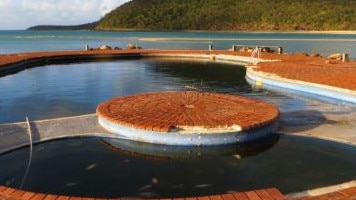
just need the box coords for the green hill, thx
[95,0,356,31]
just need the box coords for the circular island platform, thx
[96,91,279,146]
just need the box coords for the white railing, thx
[250,46,261,64]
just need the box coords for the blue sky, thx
[0,0,129,30]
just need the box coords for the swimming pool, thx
[0,134,355,198]
[0,58,355,198]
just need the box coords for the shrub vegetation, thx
[95,0,356,31]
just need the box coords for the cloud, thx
[99,0,123,16]
[0,0,129,30]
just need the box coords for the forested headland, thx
[95,0,356,31]
[28,0,356,31]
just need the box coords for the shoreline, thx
[2,29,356,34]
[182,30,356,34]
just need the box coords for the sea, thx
[0,30,356,58]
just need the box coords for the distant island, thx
[27,22,97,31]
[28,0,356,31]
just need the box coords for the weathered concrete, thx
[0,114,112,154]
[1,95,355,154]
[276,97,356,146]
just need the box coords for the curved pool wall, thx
[100,134,280,159]
[98,116,279,146]
[0,52,144,76]
[0,50,275,76]
[246,67,356,104]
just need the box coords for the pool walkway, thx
[1,185,356,200]
[1,49,356,199]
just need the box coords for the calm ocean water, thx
[1,30,356,58]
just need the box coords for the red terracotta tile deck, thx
[0,186,286,200]
[0,49,210,67]
[96,91,279,133]
[2,185,355,200]
[255,53,356,91]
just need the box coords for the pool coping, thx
[1,49,356,199]
[246,66,356,104]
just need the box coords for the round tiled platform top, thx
[96,91,279,134]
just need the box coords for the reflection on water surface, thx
[0,135,355,198]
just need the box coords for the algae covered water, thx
[0,135,355,198]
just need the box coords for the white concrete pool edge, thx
[246,66,356,104]
[98,115,279,146]
[286,180,356,198]
[143,51,281,65]
[0,114,113,154]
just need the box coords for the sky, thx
[0,0,129,30]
